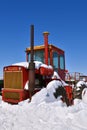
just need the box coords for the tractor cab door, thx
[52,51,65,80]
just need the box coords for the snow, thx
[82,88,87,104]
[76,80,87,87]
[1,61,87,130]
[1,80,87,130]
[12,61,53,70]
[51,71,60,79]
[46,80,63,102]
[31,80,64,104]
[12,61,29,68]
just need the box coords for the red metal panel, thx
[65,85,73,105]
[40,67,53,76]
[2,89,29,103]
[2,88,41,104]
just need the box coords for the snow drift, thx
[1,61,87,130]
[0,79,87,130]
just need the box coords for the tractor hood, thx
[12,61,53,71]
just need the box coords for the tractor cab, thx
[26,32,65,81]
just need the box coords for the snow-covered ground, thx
[1,61,87,130]
[1,80,87,130]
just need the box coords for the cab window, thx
[28,50,44,63]
[60,55,65,69]
[34,50,44,62]
[53,52,58,69]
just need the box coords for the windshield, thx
[34,50,44,62]
[28,50,44,63]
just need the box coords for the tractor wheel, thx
[54,86,69,106]
[73,85,87,99]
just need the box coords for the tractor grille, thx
[4,92,20,100]
[4,71,23,89]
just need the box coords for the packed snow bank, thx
[31,80,65,105]
[0,87,87,130]
[2,62,87,129]
[0,79,87,130]
[46,80,63,102]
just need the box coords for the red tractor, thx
[2,25,73,105]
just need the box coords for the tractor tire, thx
[54,86,69,106]
[73,85,87,99]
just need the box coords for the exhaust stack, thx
[28,25,35,101]
[43,32,49,65]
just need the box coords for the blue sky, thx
[0,0,87,76]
